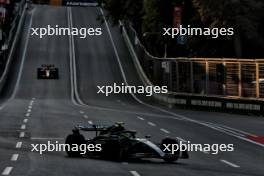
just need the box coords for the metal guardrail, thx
[0,1,26,92]
[124,23,264,101]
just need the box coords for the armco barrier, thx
[121,22,264,114]
[0,2,26,93]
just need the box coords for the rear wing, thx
[75,124,108,132]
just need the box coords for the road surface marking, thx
[21,125,26,130]
[25,113,30,117]
[83,115,88,119]
[1,167,13,175]
[79,111,84,114]
[23,119,28,123]
[27,109,31,113]
[28,105,32,109]
[19,132,25,138]
[130,171,140,176]
[137,116,144,121]
[88,121,93,125]
[220,160,240,168]
[11,154,19,161]
[176,137,187,142]
[30,137,64,140]
[160,128,170,134]
[16,142,22,148]
[121,162,128,165]
[148,122,156,126]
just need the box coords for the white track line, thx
[1,167,13,175]
[11,154,19,161]
[21,124,26,130]
[148,122,156,127]
[137,116,144,121]
[16,142,22,148]
[19,132,25,138]
[220,159,240,168]
[160,128,170,134]
[129,171,141,176]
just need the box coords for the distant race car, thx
[65,122,189,163]
[37,64,59,79]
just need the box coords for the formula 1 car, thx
[37,64,59,79]
[65,122,189,163]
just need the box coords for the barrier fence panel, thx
[124,23,264,101]
[259,64,264,98]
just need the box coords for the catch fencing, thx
[125,23,264,100]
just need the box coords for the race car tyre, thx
[160,138,180,163]
[65,134,86,157]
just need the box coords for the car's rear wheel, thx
[65,134,85,157]
[160,138,180,163]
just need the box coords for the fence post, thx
[223,62,226,96]
[256,62,260,98]
[238,62,242,97]
[205,61,209,95]
[176,61,179,92]
[190,61,194,93]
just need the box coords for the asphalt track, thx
[0,5,263,176]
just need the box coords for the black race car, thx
[37,64,59,79]
[65,122,189,163]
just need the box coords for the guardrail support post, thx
[176,61,179,92]
[205,61,209,95]
[256,63,260,98]
[238,62,242,97]
[190,61,194,93]
[223,62,226,96]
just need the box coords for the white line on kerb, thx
[16,142,22,148]
[137,116,144,121]
[220,159,240,168]
[19,132,25,138]
[23,119,28,123]
[21,124,26,130]
[160,128,170,134]
[130,171,141,176]
[1,167,13,175]
[148,122,156,126]
[88,121,93,125]
[11,154,19,161]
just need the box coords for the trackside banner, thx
[62,0,98,6]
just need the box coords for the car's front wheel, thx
[160,138,180,163]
